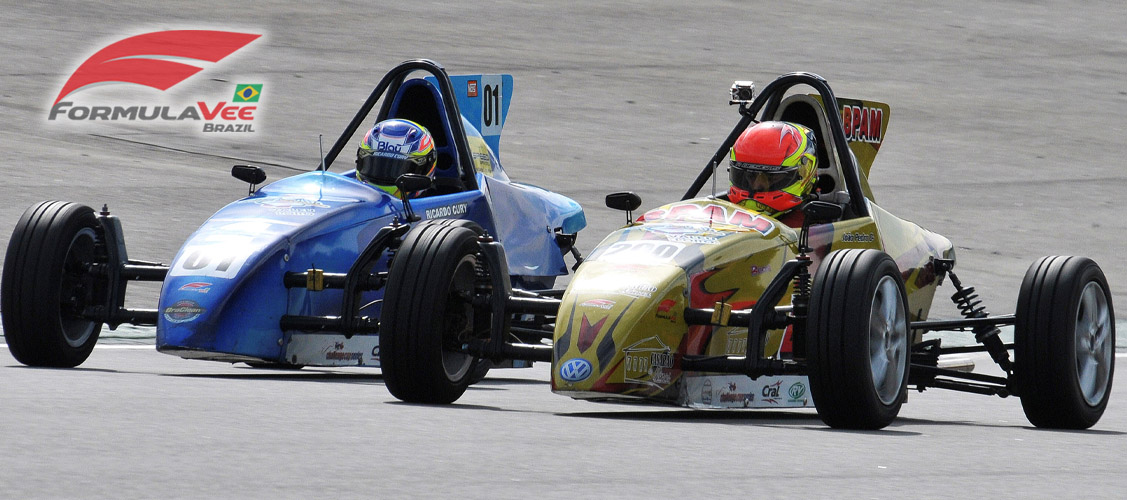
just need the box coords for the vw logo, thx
[559,358,593,382]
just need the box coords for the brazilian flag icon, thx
[234,84,262,102]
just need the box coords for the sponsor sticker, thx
[655,299,678,322]
[559,358,593,382]
[619,283,657,299]
[623,336,675,387]
[163,299,206,323]
[178,282,212,294]
[580,299,616,310]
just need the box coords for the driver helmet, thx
[728,121,818,214]
[356,119,437,198]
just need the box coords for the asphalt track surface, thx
[2,0,1127,498]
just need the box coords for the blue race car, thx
[2,59,586,371]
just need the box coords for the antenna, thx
[318,134,327,172]
[711,159,718,198]
[318,134,325,200]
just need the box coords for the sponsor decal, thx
[163,299,206,323]
[623,336,675,387]
[842,232,876,243]
[666,234,720,245]
[178,282,213,294]
[702,378,713,405]
[749,264,771,276]
[641,203,775,236]
[467,80,478,97]
[761,380,782,404]
[559,358,593,382]
[255,196,329,216]
[580,299,616,310]
[841,104,883,144]
[787,381,808,404]
[655,299,678,322]
[725,330,747,356]
[323,342,363,363]
[619,283,657,299]
[719,382,755,407]
[48,30,263,134]
[642,224,726,244]
[255,196,329,209]
[424,203,469,220]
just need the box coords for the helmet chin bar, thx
[753,191,802,213]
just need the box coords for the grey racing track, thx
[2,1,1126,498]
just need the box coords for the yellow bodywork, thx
[551,197,953,404]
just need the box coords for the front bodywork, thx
[551,198,952,406]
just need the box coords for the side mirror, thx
[232,165,266,195]
[395,173,433,195]
[232,164,267,185]
[606,192,642,225]
[802,200,844,224]
[605,192,641,212]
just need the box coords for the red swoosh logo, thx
[54,30,261,106]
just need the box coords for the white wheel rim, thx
[869,275,908,406]
[1075,281,1112,406]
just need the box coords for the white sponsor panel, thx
[286,333,380,367]
[681,374,814,409]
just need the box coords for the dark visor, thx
[357,151,434,185]
[729,160,800,192]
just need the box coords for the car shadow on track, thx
[556,408,905,430]
[166,370,384,385]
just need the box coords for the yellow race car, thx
[378,72,1114,430]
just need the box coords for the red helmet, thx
[728,121,818,214]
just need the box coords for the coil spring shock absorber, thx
[789,219,815,358]
[937,260,1012,372]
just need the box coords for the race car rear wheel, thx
[1014,256,1115,429]
[2,201,107,367]
[806,249,910,430]
[380,219,489,403]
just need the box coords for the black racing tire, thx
[806,249,911,430]
[2,201,107,367]
[1014,256,1115,429]
[380,219,489,403]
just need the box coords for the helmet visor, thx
[729,160,801,192]
[357,151,435,185]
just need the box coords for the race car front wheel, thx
[806,249,910,430]
[2,201,107,367]
[380,219,489,404]
[1015,256,1115,429]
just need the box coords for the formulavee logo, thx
[49,30,263,134]
[54,30,260,105]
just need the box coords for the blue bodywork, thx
[156,62,585,365]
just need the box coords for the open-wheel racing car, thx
[1,59,586,376]
[378,72,1115,430]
